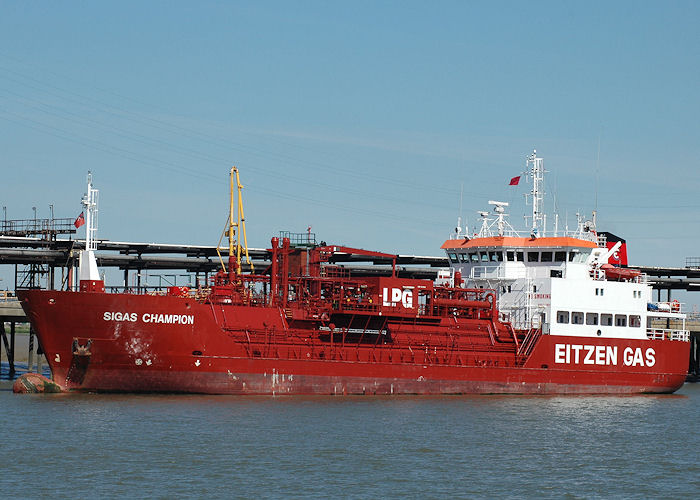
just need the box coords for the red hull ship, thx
[17,163,691,394]
[19,285,690,395]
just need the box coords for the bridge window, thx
[555,251,566,262]
[480,252,489,262]
[615,314,627,327]
[489,251,499,262]
[528,252,539,262]
[601,313,613,326]
[516,251,524,261]
[459,253,468,262]
[572,311,584,325]
[506,251,515,261]
[541,251,553,262]
[447,252,458,263]
[573,250,591,263]
[469,253,479,262]
[629,315,641,328]
[557,311,569,324]
[586,313,599,325]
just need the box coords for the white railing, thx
[471,265,528,280]
[499,283,543,331]
[646,329,690,342]
[461,224,599,242]
[471,265,502,279]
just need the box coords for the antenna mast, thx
[78,171,101,284]
[595,134,601,212]
[526,150,546,237]
[83,171,98,252]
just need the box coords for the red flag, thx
[509,176,520,186]
[74,212,85,228]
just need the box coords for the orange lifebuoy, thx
[672,299,680,312]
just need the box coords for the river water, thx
[0,373,698,499]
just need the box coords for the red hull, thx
[18,289,689,395]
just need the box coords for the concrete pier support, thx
[37,341,43,374]
[27,328,34,372]
[1,322,7,376]
[9,321,15,377]
[0,321,16,378]
[689,332,700,381]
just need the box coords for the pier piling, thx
[27,328,34,373]
[690,332,700,381]
[37,342,42,375]
[1,321,16,377]
[9,321,15,377]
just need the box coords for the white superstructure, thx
[442,150,688,342]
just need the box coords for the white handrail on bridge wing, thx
[471,265,528,280]
[646,329,690,342]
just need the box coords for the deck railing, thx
[471,265,528,280]
[517,327,542,358]
[646,329,690,342]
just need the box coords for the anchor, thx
[65,338,93,385]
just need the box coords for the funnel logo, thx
[382,287,413,308]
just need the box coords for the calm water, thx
[0,375,698,499]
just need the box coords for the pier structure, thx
[0,291,22,377]
[0,232,444,292]
[0,291,44,378]
[0,215,77,378]
[5,231,700,291]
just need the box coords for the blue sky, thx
[1,1,699,300]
